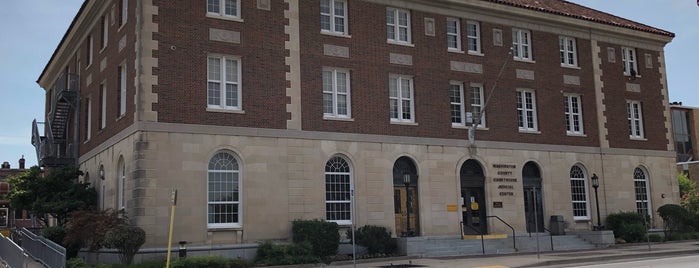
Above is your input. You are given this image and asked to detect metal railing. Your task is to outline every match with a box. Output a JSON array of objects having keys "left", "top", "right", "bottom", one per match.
[
  {"left": 0, "top": 233, "right": 28, "bottom": 268},
  {"left": 486, "top": 215, "right": 516, "bottom": 251},
  {"left": 19, "top": 227, "right": 65, "bottom": 268},
  {"left": 460, "top": 221, "right": 486, "bottom": 255}
]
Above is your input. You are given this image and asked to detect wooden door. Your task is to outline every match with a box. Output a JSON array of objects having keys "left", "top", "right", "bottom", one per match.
[{"left": 394, "top": 186, "right": 419, "bottom": 236}]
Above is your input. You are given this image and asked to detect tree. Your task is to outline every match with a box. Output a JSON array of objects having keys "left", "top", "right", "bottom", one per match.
[
  {"left": 104, "top": 224, "right": 146, "bottom": 265},
  {"left": 64, "top": 209, "right": 125, "bottom": 254},
  {"left": 7, "top": 166, "right": 97, "bottom": 227}
]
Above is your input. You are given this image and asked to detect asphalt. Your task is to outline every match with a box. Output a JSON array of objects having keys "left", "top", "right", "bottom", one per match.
[{"left": 325, "top": 240, "right": 699, "bottom": 268}]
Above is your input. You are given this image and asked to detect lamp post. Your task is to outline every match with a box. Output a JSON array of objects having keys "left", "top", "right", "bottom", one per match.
[
  {"left": 591, "top": 174, "right": 602, "bottom": 230},
  {"left": 403, "top": 173, "right": 412, "bottom": 236},
  {"left": 178, "top": 241, "right": 187, "bottom": 258}
]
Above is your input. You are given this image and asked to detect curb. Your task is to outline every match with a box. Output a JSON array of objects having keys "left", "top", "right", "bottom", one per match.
[{"left": 517, "top": 249, "right": 699, "bottom": 267}]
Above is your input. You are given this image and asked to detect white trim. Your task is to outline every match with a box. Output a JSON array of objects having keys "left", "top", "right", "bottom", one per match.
[
  {"left": 386, "top": 7, "right": 411, "bottom": 45},
  {"left": 119, "top": 0, "right": 128, "bottom": 29},
  {"left": 446, "top": 17, "right": 461, "bottom": 52},
  {"left": 516, "top": 89, "right": 538, "bottom": 131},
  {"left": 325, "top": 155, "right": 353, "bottom": 225},
  {"left": 323, "top": 67, "right": 352, "bottom": 119},
  {"left": 466, "top": 20, "right": 481, "bottom": 54},
  {"left": 206, "top": 0, "right": 241, "bottom": 20},
  {"left": 622, "top": 47, "right": 638, "bottom": 76},
  {"left": 633, "top": 167, "right": 652, "bottom": 217},
  {"left": 512, "top": 28, "right": 532, "bottom": 61},
  {"left": 117, "top": 157, "right": 125, "bottom": 210},
  {"left": 101, "top": 15, "right": 108, "bottom": 51},
  {"left": 559, "top": 36, "right": 578, "bottom": 68},
  {"left": 627, "top": 100, "right": 644, "bottom": 139},
  {"left": 389, "top": 74, "right": 415, "bottom": 123},
  {"left": 207, "top": 54, "right": 242, "bottom": 111},
  {"left": 320, "top": 0, "right": 348, "bottom": 36},
  {"left": 119, "top": 63, "right": 127, "bottom": 116},
  {"left": 100, "top": 82, "right": 107, "bottom": 130},
  {"left": 570, "top": 165, "right": 591, "bottom": 221},
  {"left": 207, "top": 151, "right": 243, "bottom": 229},
  {"left": 85, "top": 97, "right": 92, "bottom": 141},
  {"left": 564, "top": 94, "right": 584, "bottom": 135},
  {"left": 470, "top": 83, "right": 485, "bottom": 128},
  {"left": 449, "top": 81, "right": 466, "bottom": 126}
]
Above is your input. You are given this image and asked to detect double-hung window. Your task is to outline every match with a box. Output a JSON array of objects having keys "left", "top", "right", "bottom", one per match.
[
  {"left": 386, "top": 8, "right": 411, "bottom": 44},
  {"left": 570, "top": 165, "right": 590, "bottom": 220},
  {"left": 564, "top": 94, "right": 584, "bottom": 135},
  {"left": 559, "top": 36, "right": 578, "bottom": 67},
  {"left": 85, "top": 97, "right": 92, "bottom": 141},
  {"left": 449, "top": 82, "right": 465, "bottom": 125},
  {"left": 101, "top": 15, "right": 108, "bottom": 50},
  {"left": 207, "top": 0, "right": 240, "bottom": 19},
  {"left": 118, "top": 64, "right": 126, "bottom": 117},
  {"left": 323, "top": 68, "right": 351, "bottom": 118},
  {"left": 466, "top": 21, "right": 481, "bottom": 54},
  {"left": 470, "top": 83, "right": 485, "bottom": 127},
  {"left": 627, "top": 100, "right": 644, "bottom": 139},
  {"left": 622, "top": 47, "right": 638, "bottom": 76},
  {"left": 516, "top": 89, "right": 538, "bottom": 131},
  {"left": 100, "top": 83, "right": 106, "bottom": 130},
  {"left": 207, "top": 55, "right": 242, "bottom": 110},
  {"left": 389, "top": 75, "right": 414, "bottom": 123},
  {"left": 512, "top": 28, "right": 532, "bottom": 61},
  {"left": 320, "top": 0, "right": 347, "bottom": 35},
  {"left": 119, "top": 0, "right": 128, "bottom": 27},
  {"left": 446, "top": 18, "right": 461, "bottom": 51}
]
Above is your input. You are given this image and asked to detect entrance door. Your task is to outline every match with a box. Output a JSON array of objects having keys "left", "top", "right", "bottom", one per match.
[
  {"left": 462, "top": 187, "right": 486, "bottom": 235},
  {"left": 523, "top": 162, "right": 544, "bottom": 233},
  {"left": 393, "top": 156, "right": 420, "bottom": 236},
  {"left": 394, "top": 187, "right": 419, "bottom": 236},
  {"left": 460, "top": 159, "right": 487, "bottom": 235}
]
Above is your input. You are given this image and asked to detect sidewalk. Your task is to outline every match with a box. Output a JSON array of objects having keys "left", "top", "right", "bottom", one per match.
[{"left": 327, "top": 240, "right": 699, "bottom": 268}]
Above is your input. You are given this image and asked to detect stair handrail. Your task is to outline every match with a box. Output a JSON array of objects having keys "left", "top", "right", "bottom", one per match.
[
  {"left": 460, "top": 221, "right": 485, "bottom": 255},
  {"left": 541, "top": 226, "right": 554, "bottom": 251},
  {"left": 486, "top": 215, "right": 516, "bottom": 251}
]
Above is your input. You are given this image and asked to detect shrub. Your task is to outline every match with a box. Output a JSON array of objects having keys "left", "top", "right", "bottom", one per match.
[
  {"left": 350, "top": 225, "right": 397, "bottom": 255},
  {"left": 67, "top": 258, "right": 90, "bottom": 268},
  {"left": 255, "top": 241, "right": 321, "bottom": 266},
  {"left": 648, "top": 234, "right": 663, "bottom": 242},
  {"left": 658, "top": 204, "right": 693, "bottom": 233},
  {"left": 606, "top": 212, "right": 647, "bottom": 242},
  {"left": 171, "top": 255, "right": 250, "bottom": 268},
  {"left": 292, "top": 219, "right": 339, "bottom": 258},
  {"left": 103, "top": 224, "right": 146, "bottom": 265},
  {"left": 42, "top": 226, "right": 67, "bottom": 245}
]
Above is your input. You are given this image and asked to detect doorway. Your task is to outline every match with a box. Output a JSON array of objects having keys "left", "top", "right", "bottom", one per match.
[
  {"left": 523, "top": 162, "right": 544, "bottom": 233},
  {"left": 393, "top": 156, "right": 419, "bottom": 236},
  {"left": 460, "top": 159, "right": 487, "bottom": 235}
]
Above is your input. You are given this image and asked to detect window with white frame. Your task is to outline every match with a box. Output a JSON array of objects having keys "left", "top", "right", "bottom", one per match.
[
  {"left": 516, "top": 90, "right": 538, "bottom": 131},
  {"left": 622, "top": 47, "right": 638, "bottom": 76},
  {"left": 207, "top": 151, "right": 241, "bottom": 228},
  {"left": 570, "top": 165, "right": 590, "bottom": 220},
  {"left": 466, "top": 21, "right": 481, "bottom": 53},
  {"left": 512, "top": 28, "right": 532, "bottom": 61},
  {"left": 325, "top": 156, "right": 352, "bottom": 224},
  {"left": 320, "top": 0, "right": 347, "bottom": 35},
  {"left": 87, "top": 35, "right": 93, "bottom": 67},
  {"left": 627, "top": 100, "right": 644, "bottom": 139},
  {"left": 449, "top": 82, "right": 465, "bottom": 125},
  {"left": 85, "top": 97, "right": 92, "bottom": 141},
  {"left": 100, "top": 83, "right": 106, "bottom": 130},
  {"left": 117, "top": 157, "right": 125, "bottom": 210},
  {"left": 323, "top": 68, "right": 351, "bottom": 118},
  {"left": 564, "top": 94, "right": 584, "bottom": 135},
  {"left": 559, "top": 36, "right": 578, "bottom": 67},
  {"left": 386, "top": 7, "right": 411, "bottom": 44},
  {"left": 446, "top": 18, "right": 461, "bottom": 51},
  {"left": 101, "top": 15, "right": 108, "bottom": 50},
  {"left": 118, "top": 64, "right": 126, "bottom": 117},
  {"left": 207, "top": 55, "right": 241, "bottom": 110},
  {"left": 119, "top": 0, "right": 128, "bottom": 27},
  {"left": 207, "top": 0, "right": 240, "bottom": 18},
  {"left": 634, "top": 167, "right": 651, "bottom": 216},
  {"left": 389, "top": 74, "right": 414, "bottom": 122},
  {"left": 470, "top": 83, "right": 485, "bottom": 127}
]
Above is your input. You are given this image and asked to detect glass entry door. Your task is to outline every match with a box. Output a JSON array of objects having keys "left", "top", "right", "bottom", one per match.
[
  {"left": 462, "top": 187, "right": 486, "bottom": 235},
  {"left": 524, "top": 186, "right": 544, "bottom": 232}
]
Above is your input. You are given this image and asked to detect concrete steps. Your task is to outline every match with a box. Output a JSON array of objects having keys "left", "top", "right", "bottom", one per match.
[{"left": 400, "top": 234, "right": 598, "bottom": 258}]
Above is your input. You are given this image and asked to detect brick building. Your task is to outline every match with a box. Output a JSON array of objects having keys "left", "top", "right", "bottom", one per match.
[
  {"left": 0, "top": 157, "right": 34, "bottom": 232},
  {"left": 34, "top": 0, "right": 677, "bottom": 254},
  {"left": 670, "top": 102, "right": 699, "bottom": 182}
]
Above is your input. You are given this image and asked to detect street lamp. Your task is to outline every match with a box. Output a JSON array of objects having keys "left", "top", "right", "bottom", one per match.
[
  {"left": 591, "top": 174, "right": 602, "bottom": 230},
  {"left": 403, "top": 173, "right": 412, "bottom": 236},
  {"left": 178, "top": 241, "right": 187, "bottom": 258}
]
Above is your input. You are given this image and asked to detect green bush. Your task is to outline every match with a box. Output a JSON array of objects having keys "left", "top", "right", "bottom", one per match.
[
  {"left": 255, "top": 241, "right": 321, "bottom": 266},
  {"left": 647, "top": 234, "right": 663, "bottom": 242},
  {"left": 103, "top": 225, "right": 146, "bottom": 265},
  {"left": 658, "top": 204, "right": 693, "bottom": 232},
  {"left": 67, "top": 258, "right": 90, "bottom": 268},
  {"left": 606, "top": 212, "right": 647, "bottom": 242},
  {"left": 350, "top": 225, "right": 397, "bottom": 255},
  {"left": 170, "top": 255, "right": 250, "bottom": 268},
  {"left": 292, "top": 219, "right": 339, "bottom": 258},
  {"left": 42, "top": 226, "right": 67, "bottom": 245}
]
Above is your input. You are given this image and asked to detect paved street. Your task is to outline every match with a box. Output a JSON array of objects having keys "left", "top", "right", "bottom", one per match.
[{"left": 574, "top": 255, "right": 699, "bottom": 268}]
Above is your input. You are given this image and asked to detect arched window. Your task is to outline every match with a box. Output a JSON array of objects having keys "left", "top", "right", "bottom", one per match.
[
  {"left": 325, "top": 156, "right": 352, "bottom": 224},
  {"left": 634, "top": 167, "right": 651, "bottom": 216},
  {"left": 570, "top": 165, "right": 590, "bottom": 220},
  {"left": 117, "top": 157, "right": 126, "bottom": 210},
  {"left": 207, "top": 151, "right": 241, "bottom": 228}
]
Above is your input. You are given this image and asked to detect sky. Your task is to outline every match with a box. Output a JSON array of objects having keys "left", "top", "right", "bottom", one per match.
[{"left": 0, "top": 0, "right": 697, "bottom": 168}]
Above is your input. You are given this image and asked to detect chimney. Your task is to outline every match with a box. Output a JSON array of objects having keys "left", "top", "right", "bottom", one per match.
[{"left": 19, "top": 155, "right": 25, "bottom": 169}]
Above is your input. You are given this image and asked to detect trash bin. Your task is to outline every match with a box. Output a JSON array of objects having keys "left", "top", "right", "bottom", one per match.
[{"left": 549, "top": 215, "right": 566, "bottom": 235}]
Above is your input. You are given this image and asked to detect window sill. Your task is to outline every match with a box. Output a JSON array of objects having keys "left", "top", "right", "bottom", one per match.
[
  {"left": 207, "top": 226, "right": 243, "bottom": 231},
  {"left": 561, "top": 64, "right": 581, "bottom": 70},
  {"left": 86, "top": 63, "right": 93, "bottom": 70},
  {"left": 99, "top": 46, "right": 107, "bottom": 54},
  {"left": 448, "top": 49, "right": 464, "bottom": 54},
  {"left": 390, "top": 121, "right": 418, "bottom": 126},
  {"left": 451, "top": 124, "right": 487, "bottom": 130},
  {"left": 387, "top": 40, "right": 414, "bottom": 47},
  {"left": 116, "top": 114, "right": 126, "bottom": 122},
  {"left": 573, "top": 218, "right": 590, "bottom": 222},
  {"left": 207, "top": 107, "right": 245, "bottom": 114},
  {"left": 630, "top": 137, "right": 647, "bottom": 141},
  {"left": 566, "top": 133, "right": 586, "bottom": 137},
  {"left": 468, "top": 51, "right": 484, "bottom": 57},
  {"left": 513, "top": 58, "right": 536, "bottom": 64},
  {"left": 323, "top": 116, "right": 354, "bottom": 121},
  {"left": 320, "top": 31, "right": 351, "bottom": 38},
  {"left": 624, "top": 74, "right": 642, "bottom": 78},
  {"left": 118, "top": 23, "right": 127, "bottom": 32},
  {"left": 206, "top": 13, "right": 244, "bottom": 22},
  {"left": 518, "top": 129, "right": 541, "bottom": 134},
  {"left": 84, "top": 139, "right": 91, "bottom": 144}
]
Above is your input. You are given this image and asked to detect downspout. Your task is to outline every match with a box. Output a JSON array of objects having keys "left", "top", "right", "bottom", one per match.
[{"left": 134, "top": 0, "right": 144, "bottom": 122}]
